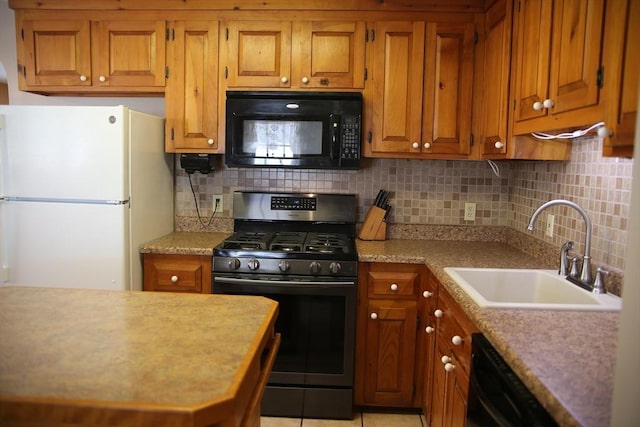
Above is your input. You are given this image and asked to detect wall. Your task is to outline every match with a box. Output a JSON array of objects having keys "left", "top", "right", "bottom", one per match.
[{"left": 175, "top": 135, "right": 633, "bottom": 274}]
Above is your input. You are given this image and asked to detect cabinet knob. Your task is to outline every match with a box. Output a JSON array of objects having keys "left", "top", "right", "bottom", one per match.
[
  {"left": 423, "top": 290, "right": 432, "bottom": 298},
  {"left": 425, "top": 326, "right": 435, "bottom": 334},
  {"left": 533, "top": 101, "right": 543, "bottom": 111},
  {"left": 390, "top": 283, "right": 398, "bottom": 291},
  {"left": 79, "top": 75, "right": 88, "bottom": 82},
  {"left": 281, "top": 76, "right": 289, "bottom": 83},
  {"left": 444, "top": 362, "right": 456, "bottom": 372},
  {"left": 412, "top": 142, "right": 419, "bottom": 149},
  {"left": 543, "top": 98, "right": 554, "bottom": 109},
  {"left": 302, "top": 77, "right": 309, "bottom": 84},
  {"left": 98, "top": 75, "right": 106, "bottom": 82},
  {"left": 207, "top": 138, "right": 214, "bottom": 145},
  {"left": 451, "top": 335, "right": 463, "bottom": 346},
  {"left": 441, "top": 355, "right": 451, "bottom": 364},
  {"left": 434, "top": 309, "right": 443, "bottom": 318},
  {"left": 424, "top": 142, "right": 431, "bottom": 149},
  {"left": 597, "top": 126, "right": 612, "bottom": 138},
  {"left": 370, "top": 312, "right": 378, "bottom": 320},
  {"left": 171, "top": 275, "right": 179, "bottom": 283},
  {"left": 494, "top": 141, "right": 504, "bottom": 149}
]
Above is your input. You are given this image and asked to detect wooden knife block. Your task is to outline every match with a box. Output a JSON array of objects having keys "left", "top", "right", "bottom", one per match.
[{"left": 358, "top": 206, "right": 387, "bottom": 240}]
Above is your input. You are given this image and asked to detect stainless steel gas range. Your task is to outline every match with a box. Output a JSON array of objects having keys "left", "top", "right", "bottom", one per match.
[{"left": 212, "top": 191, "right": 358, "bottom": 419}]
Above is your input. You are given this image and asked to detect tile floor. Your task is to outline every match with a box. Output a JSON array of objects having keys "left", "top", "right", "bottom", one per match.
[{"left": 261, "top": 411, "right": 426, "bottom": 427}]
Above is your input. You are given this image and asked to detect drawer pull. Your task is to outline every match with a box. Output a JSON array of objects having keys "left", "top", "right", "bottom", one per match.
[
  {"left": 171, "top": 275, "right": 179, "bottom": 283},
  {"left": 441, "top": 355, "right": 451, "bottom": 364},
  {"left": 444, "top": 362, "right": 456, "bottom": 372},
  {"left": 390, "top": 283, "right": 398, "bottom": 291},
  {"left": 370, "top": 312, "right": 378, "bottom": 320},
  {"left": 434, "top": 309, "right": 443, "bottom": 318},
  {"left": 451, "top": 335, "right": 463, "bottom": 346},
  {"left": 425, "top": 326, "right": 435, "bottom": 334},
  {"left": 423, "top": 290, "right": 432, "bottom": 298}
]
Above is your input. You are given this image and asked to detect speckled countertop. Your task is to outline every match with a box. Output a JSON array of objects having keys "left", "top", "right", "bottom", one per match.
[
  {"left": 357, "top": 239, "right": 619, "bottom": 427},
  {"left": 0, "top": 287, "right": 278, "bottom": 427},
  {"left": 140, "top": 232, "right": 619, "bottom": 427},
  {"left": 140, "top": 231, "right": 231, "bottom": 255}
]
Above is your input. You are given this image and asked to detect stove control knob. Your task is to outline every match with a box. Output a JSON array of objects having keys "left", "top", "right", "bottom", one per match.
[
  {"left": 329, "top": 262, "right": 341, "bottom": 274},
  {"left": 247, "top": 258, "right": 260, "bottom": 271},
  {"left": 278, "top": 260, "right": 291, "bottom": 272},
  {"left": 228, "top": 258, "right": 241, "bottom": 270},
  {"left": 309, "top": 261, "right": 322, "bottom": 274}
]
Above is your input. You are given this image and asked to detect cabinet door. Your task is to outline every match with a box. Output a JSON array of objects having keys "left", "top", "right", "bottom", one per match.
[
  {"left": 443, "top": 353, "right": 469, "bottom": 427},
  {"left": 430, "top": 337, "right": 449, "bottom": 427},
  {"left": 478, "top": 0, "right": 511, "bottom": 157},
  {"left": 364, "top": 302, "right": 418, "bottom": 406},
  {"left": 511, "top": 0, "right": 553, "bottom": 123},
  {"left": 223, "top": 21, "right": 292, "bottom": 88},
  {"left": 548, "top": 0, "right": 604, "bottom": 115},
  {"left": 602, "top": 0, "right": 639, "bottom": 158},
  {"left": 165, "top": 21, "right": 219, "bottom": 153},
  {"left": 20, "top": 19, "right": 92, "bottom": 87},
  {"left": 292, "top": 21, "right": 366, "bottom": 89},
  {"left": 93, "top": 20, "right": 166, "bottom": 88},
  {"left": 367, "top": 21, "right": 425, "bottom": 154},
  {"left": 422, "top": 22, "right": 474, "bottom": 157}
]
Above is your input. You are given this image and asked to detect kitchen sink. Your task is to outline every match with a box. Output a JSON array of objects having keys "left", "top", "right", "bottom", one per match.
[{"left": 444, "top": 268, "right": 622, "bottom": 311}]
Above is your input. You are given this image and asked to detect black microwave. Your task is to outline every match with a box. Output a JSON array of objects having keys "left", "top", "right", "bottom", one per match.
[{"left": 225, "top": 91, "right": 362, "bottom": 169}]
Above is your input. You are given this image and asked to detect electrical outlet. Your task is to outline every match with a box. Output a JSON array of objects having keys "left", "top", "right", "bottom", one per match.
[
  {"left": 213, "top": 195, "right": 223, "bottom": 213},
  {"left": 464, "top": 203, "right": 476, "bottom": 221},
  {"left": 546, "top": 214, "right": 555, "bottom": 237}
]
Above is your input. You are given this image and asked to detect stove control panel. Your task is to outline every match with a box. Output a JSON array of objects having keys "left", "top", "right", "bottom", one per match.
[
  {"left": 271, "top": 196, "right": 317, "bottom": 211},
  {"left": 213, "top": 257, "right": 357, "bottom": 277}
]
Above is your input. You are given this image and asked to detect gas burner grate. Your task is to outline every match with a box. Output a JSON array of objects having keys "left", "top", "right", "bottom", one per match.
[
  {"left": 269, "top": 232, "right": 306, "bottom": 252},
  {"left": 221, "top": 232, "right": 274, "bottom": 250},
  {"left": 304, "top": 233, "right": 349, "bottom": 254}
]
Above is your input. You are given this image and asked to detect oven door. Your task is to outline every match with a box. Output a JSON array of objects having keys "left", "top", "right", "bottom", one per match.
[{"left": 212, "top": 275, "right": 356, "bottom": 387}]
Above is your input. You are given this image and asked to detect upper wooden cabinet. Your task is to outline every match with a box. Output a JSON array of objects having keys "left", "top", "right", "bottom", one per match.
[
  {"left": 601, "top": 0, "right": 639, "bottom": 158},
  {"left": 221, "top": 20, "right": 366, "bottom": 89},
  {"left": 16, "top": 14, "right": 166, "bottom": 95},
  {"left": 165, "top": 21, "right": 220, "bottom": 153},
  {"left": 510, "top": 0, "right": 606, "bottom": 135},
  {"left": 364, "top": 19, "right": 474, "bottom": 159}
]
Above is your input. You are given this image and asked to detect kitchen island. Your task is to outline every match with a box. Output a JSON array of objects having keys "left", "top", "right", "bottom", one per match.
[{"left": 0, "top": 286, "right": 279, "bottom": 427}]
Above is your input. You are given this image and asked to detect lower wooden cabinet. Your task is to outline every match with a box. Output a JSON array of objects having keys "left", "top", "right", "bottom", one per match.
[
  {"left": 355, "top": 262, "right": 476, "bottom": 426},
  {"left": 427, "top": 278, "right": 477, "bottom": 427},
  {"left": 355, "top": 262, "right": 433, "bottom": 408},
  {"left": 143, "top": 253, "right": 212, "bottom": 293}
]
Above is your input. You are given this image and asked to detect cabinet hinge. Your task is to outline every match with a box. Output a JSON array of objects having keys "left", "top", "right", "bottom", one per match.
[
  {"left": 596, "top": 66, "right": 604, "bottom": 88},
  {"left": 224, "top": 66, "right": 229, "bottom": 79},
  {"left": 165, "top": 66, "right": 169, "bottom": 79},
  {"left": 470, "top": 133, "right": 474, "bottom": 147},
  {"left": 364, "top": 67, "right": 368, "bottom": 81},
  {"left": 366, "top": 29, "right": 375, "bottom": 42},
  {"left": 513, "top": 99, "right": 516, "bottom": 110},
  {"left": 367, "top": 131, "right": 373, "bottom": 144},
  {"left": 17, "top": 64, "right": 25, "bottom": 77},
  {"left": 225, "top": 27, "right": 229, "bottom": 41},
  {"left": 474, "top": 31, "right": 479, "bottom": 45},
  {"left": 171, "top": 128, "right": 175, "bottom": 141},
  {"left": 21, "top": 28, "right": 24, "bottom": 40},
  {"left": 166, "top": 28, "right": 169, "bottom": 40}
]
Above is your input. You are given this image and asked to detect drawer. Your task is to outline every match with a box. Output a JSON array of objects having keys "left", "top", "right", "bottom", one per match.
[
  {"left": 144, "top": 254, "right": 212, "bottom": 293},
  {"left": 367, "top": 270, "right": 419, "bottom": 298}
]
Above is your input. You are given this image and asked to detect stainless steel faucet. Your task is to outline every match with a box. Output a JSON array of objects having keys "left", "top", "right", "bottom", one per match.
[{"left": 527, "top": 199, "right": 593, "bottom": 285}]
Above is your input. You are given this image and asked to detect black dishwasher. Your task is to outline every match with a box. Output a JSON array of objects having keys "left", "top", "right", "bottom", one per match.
[{"left": 466, "top": 333, "right": 559, "bottom": 427}]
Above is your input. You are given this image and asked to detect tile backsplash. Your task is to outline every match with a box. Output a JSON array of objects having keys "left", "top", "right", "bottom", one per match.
[{"left": 175, "top": 136, "right": 633, "bottom": 273}]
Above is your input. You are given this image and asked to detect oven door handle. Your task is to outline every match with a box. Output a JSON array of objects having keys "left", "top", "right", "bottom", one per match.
[{"left": 214, "top": 276, "right": 355, "bottom": 287}]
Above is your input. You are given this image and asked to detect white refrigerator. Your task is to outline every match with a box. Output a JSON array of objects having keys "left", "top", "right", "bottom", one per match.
[{"left": 0, "top": 105, "right": 174, "bottom": 291}]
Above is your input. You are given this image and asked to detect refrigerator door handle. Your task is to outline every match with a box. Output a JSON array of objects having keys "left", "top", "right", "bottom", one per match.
[{"left": 5, "top": 197, "right": 129, "bottom": 205}]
